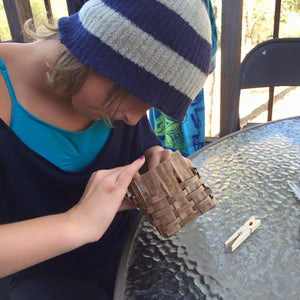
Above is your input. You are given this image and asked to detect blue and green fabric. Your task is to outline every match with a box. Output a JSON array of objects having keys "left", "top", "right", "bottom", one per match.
[{"left": 149, "top": 0, "right": 218, "bottom": 157}]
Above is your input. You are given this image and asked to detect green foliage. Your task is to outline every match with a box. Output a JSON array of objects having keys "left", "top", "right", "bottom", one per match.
[
  {"left": 0, "top": 0, "right": 68, "bottom": 41},
  {"left": 30, "top": 0, "right": 48, "bottom": 30},
  {"left": 0, "top": 1, "right": 11, "bottom": 41},
  {"left": 243, "top": 0, "right": 300, "bottom": 46},
  {"left": 0, "top": 0, "right": 299, "bottom": 43},
  {"left": 29, "top": 0, "right": 68, "bottom": 30}
]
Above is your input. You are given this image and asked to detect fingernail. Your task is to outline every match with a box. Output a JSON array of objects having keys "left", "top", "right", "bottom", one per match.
[{"left": 139, "top": 155, "right": 145, "bottom": 160}]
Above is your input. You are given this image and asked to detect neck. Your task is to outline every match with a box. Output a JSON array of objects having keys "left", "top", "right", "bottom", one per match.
[{"left": 25, "top": 40, "right": 66, "bottom": 95}]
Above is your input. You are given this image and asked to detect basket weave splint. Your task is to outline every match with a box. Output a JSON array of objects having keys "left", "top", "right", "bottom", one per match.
[{"left": 128, "top": 151, "right": 216, "bottom": 238}]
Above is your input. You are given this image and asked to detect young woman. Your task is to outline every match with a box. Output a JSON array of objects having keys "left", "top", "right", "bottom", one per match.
[{"left": 0, "top": 0, "right": 212, "bottom": 298}]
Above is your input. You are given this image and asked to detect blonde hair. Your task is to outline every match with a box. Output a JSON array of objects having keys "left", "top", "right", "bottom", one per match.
[{"left": 24, "top": 19, "right": 128, "bottom": 126}]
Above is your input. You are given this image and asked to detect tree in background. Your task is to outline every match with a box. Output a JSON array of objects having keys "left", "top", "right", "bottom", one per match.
[{"left": 242, "top": 0, "right": 300, "bottom": 55}]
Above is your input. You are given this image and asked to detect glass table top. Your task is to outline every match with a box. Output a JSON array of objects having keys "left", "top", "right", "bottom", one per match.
[{"left": 117, "top": 117, "right": 300, "bottom": 300}]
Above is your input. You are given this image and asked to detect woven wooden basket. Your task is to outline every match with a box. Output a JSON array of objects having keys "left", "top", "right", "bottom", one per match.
[{"left": 127, "top": 151, "right": 216, "bottom": 238}]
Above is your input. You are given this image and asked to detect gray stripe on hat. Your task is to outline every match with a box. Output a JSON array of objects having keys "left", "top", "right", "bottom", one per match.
[
  {"left": 79, "top": 0, "right": 206, "bottom": 100},
  {"left": 157, "top": 0, "right": 212, "bottom": 44}
]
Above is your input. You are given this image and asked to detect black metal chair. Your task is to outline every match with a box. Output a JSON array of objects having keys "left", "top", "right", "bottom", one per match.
[{"left": 230, "top": 38, "right": 300, "bottom": 133}]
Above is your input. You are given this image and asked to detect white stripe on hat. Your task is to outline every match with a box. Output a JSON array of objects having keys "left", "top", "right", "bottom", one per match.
[
  {"left": 157, "top": 0, "right": 212, "bottom": 44},
  {"left": 79, "top": 0, "right": 207, "bottom": 100}
]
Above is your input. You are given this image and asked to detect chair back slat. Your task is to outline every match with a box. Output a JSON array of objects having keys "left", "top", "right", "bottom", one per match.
[{"left": 231, "top": 38, "right": 300, "bottom": 133}]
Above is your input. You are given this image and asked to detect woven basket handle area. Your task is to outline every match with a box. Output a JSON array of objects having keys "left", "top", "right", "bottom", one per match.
[{"left": 128, "top": 151, "right": 216, "bottom": 238}]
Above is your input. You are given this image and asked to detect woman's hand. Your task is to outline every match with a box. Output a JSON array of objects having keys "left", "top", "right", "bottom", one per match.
[
  {"left": 143, "top": 146, "right": 193, "bottom": 171},
  {"left": 67, "top": 156, "right": 145, "bottom": 243},
  {"left": 0, "top": 157, "right": 145, "bottom": 278},
  {"left": 143, "top": 146, "right": 173, "bottom": 171},
  {"left": 117, "top": 147, "right": 173, "bottom": 212}
]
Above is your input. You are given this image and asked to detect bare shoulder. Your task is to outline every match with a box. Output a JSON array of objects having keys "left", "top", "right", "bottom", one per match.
[
  {"left": 0, "top": 42, "right": 38, "bottom": 126},
  {"left": 0, "top": 46, "right": 13, "bottom": 125}
]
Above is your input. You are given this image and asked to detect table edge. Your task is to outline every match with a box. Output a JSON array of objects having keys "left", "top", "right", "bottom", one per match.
[{"left": 113, "top": 212, "right": 144, "bottom": 300}]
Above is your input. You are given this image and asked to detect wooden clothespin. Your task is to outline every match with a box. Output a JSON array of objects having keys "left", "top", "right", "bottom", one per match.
[{"left": 224, "top": 216, "right": 261, "bottom": 252}]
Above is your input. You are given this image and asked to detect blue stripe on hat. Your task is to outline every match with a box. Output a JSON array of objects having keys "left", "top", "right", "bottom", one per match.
[
  {"left": 58, "top": 14, "right": 191, "bottom": 121},
  {"left": 102, "top": 0, "right": 212, "bottom": 74}
]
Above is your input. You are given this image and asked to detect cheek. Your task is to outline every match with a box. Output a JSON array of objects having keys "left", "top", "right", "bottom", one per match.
[
  {"left": 77, "top": 85, "right": 99, "bottom": 104},
  {"left": 70, "top": 94, "right": 96, "bottom": 118},
  {"left": 72, "top": 87, "right": 104, "bottom": 110},
  {"left": 71, "top": 94, "right": 81, "bottom": 110}
]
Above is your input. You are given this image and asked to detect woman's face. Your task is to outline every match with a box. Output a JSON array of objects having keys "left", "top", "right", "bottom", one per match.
[{"left": 71, "top": 70, "right": 151, "bottom": 125}]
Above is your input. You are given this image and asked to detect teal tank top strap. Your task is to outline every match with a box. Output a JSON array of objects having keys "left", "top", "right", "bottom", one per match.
[
  {"left": 0, "top": 57, "right": 112, "bottom": 172},
  {"left": 0, "top": 57, "right": 18, "bottom": 106}
]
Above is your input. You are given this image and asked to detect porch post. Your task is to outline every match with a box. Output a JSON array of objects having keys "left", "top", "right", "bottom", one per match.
[{"left": 220, "top": 0, "right": 243, "bottom": 136}]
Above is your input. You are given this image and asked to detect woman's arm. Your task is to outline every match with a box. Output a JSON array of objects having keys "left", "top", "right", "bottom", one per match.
[
  {"left": 0, "top": 213, "right": 82, "bottom": 278},
  {"left": 0, "top": 156, "right": 145, "bottom": 278}
]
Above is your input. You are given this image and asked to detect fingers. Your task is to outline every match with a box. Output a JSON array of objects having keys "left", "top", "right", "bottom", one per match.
[
  {"left": 184, "top": 157, "right": 195, "bottom": 168},
  {"left": 116, "top": 156, "right": 145, "bottom": 188},
  {"left": 147, "top": 149, "right": 173, "bottom": 171},
  {"left": 118, "top": 198, "right": 137, "bottom": 211}
]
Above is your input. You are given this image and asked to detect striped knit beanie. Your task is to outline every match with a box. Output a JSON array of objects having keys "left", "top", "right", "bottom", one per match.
[{"left": 58, "top": 0, "right": 212, "bottom": 122}]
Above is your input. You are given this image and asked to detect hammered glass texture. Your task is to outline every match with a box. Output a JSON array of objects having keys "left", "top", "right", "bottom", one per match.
[{"left": 124, "top": 118, "right": 300, "bottom": 300}]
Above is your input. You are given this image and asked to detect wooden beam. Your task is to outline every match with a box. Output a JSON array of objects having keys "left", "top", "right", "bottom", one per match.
[
  {"left": 273, "top": 0, "right": 281, "bottom": 38},
  {"left": 220, "top": 0, "right": 243, "bottom": 136},
  {"left": 44, "top": 0, "right": 54, "bottom": 24},
  {"left": 15, "top": 0, "right": 34, "bottom": 42},
  {"left": 3, "top": 0, "right": 23, "bottom": 42},
  {"left": 268, "top": 0, "right": 282, "bottom": 121},
  {"left": 3, "top": 0, "right": 33, "bottom": 42}
]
